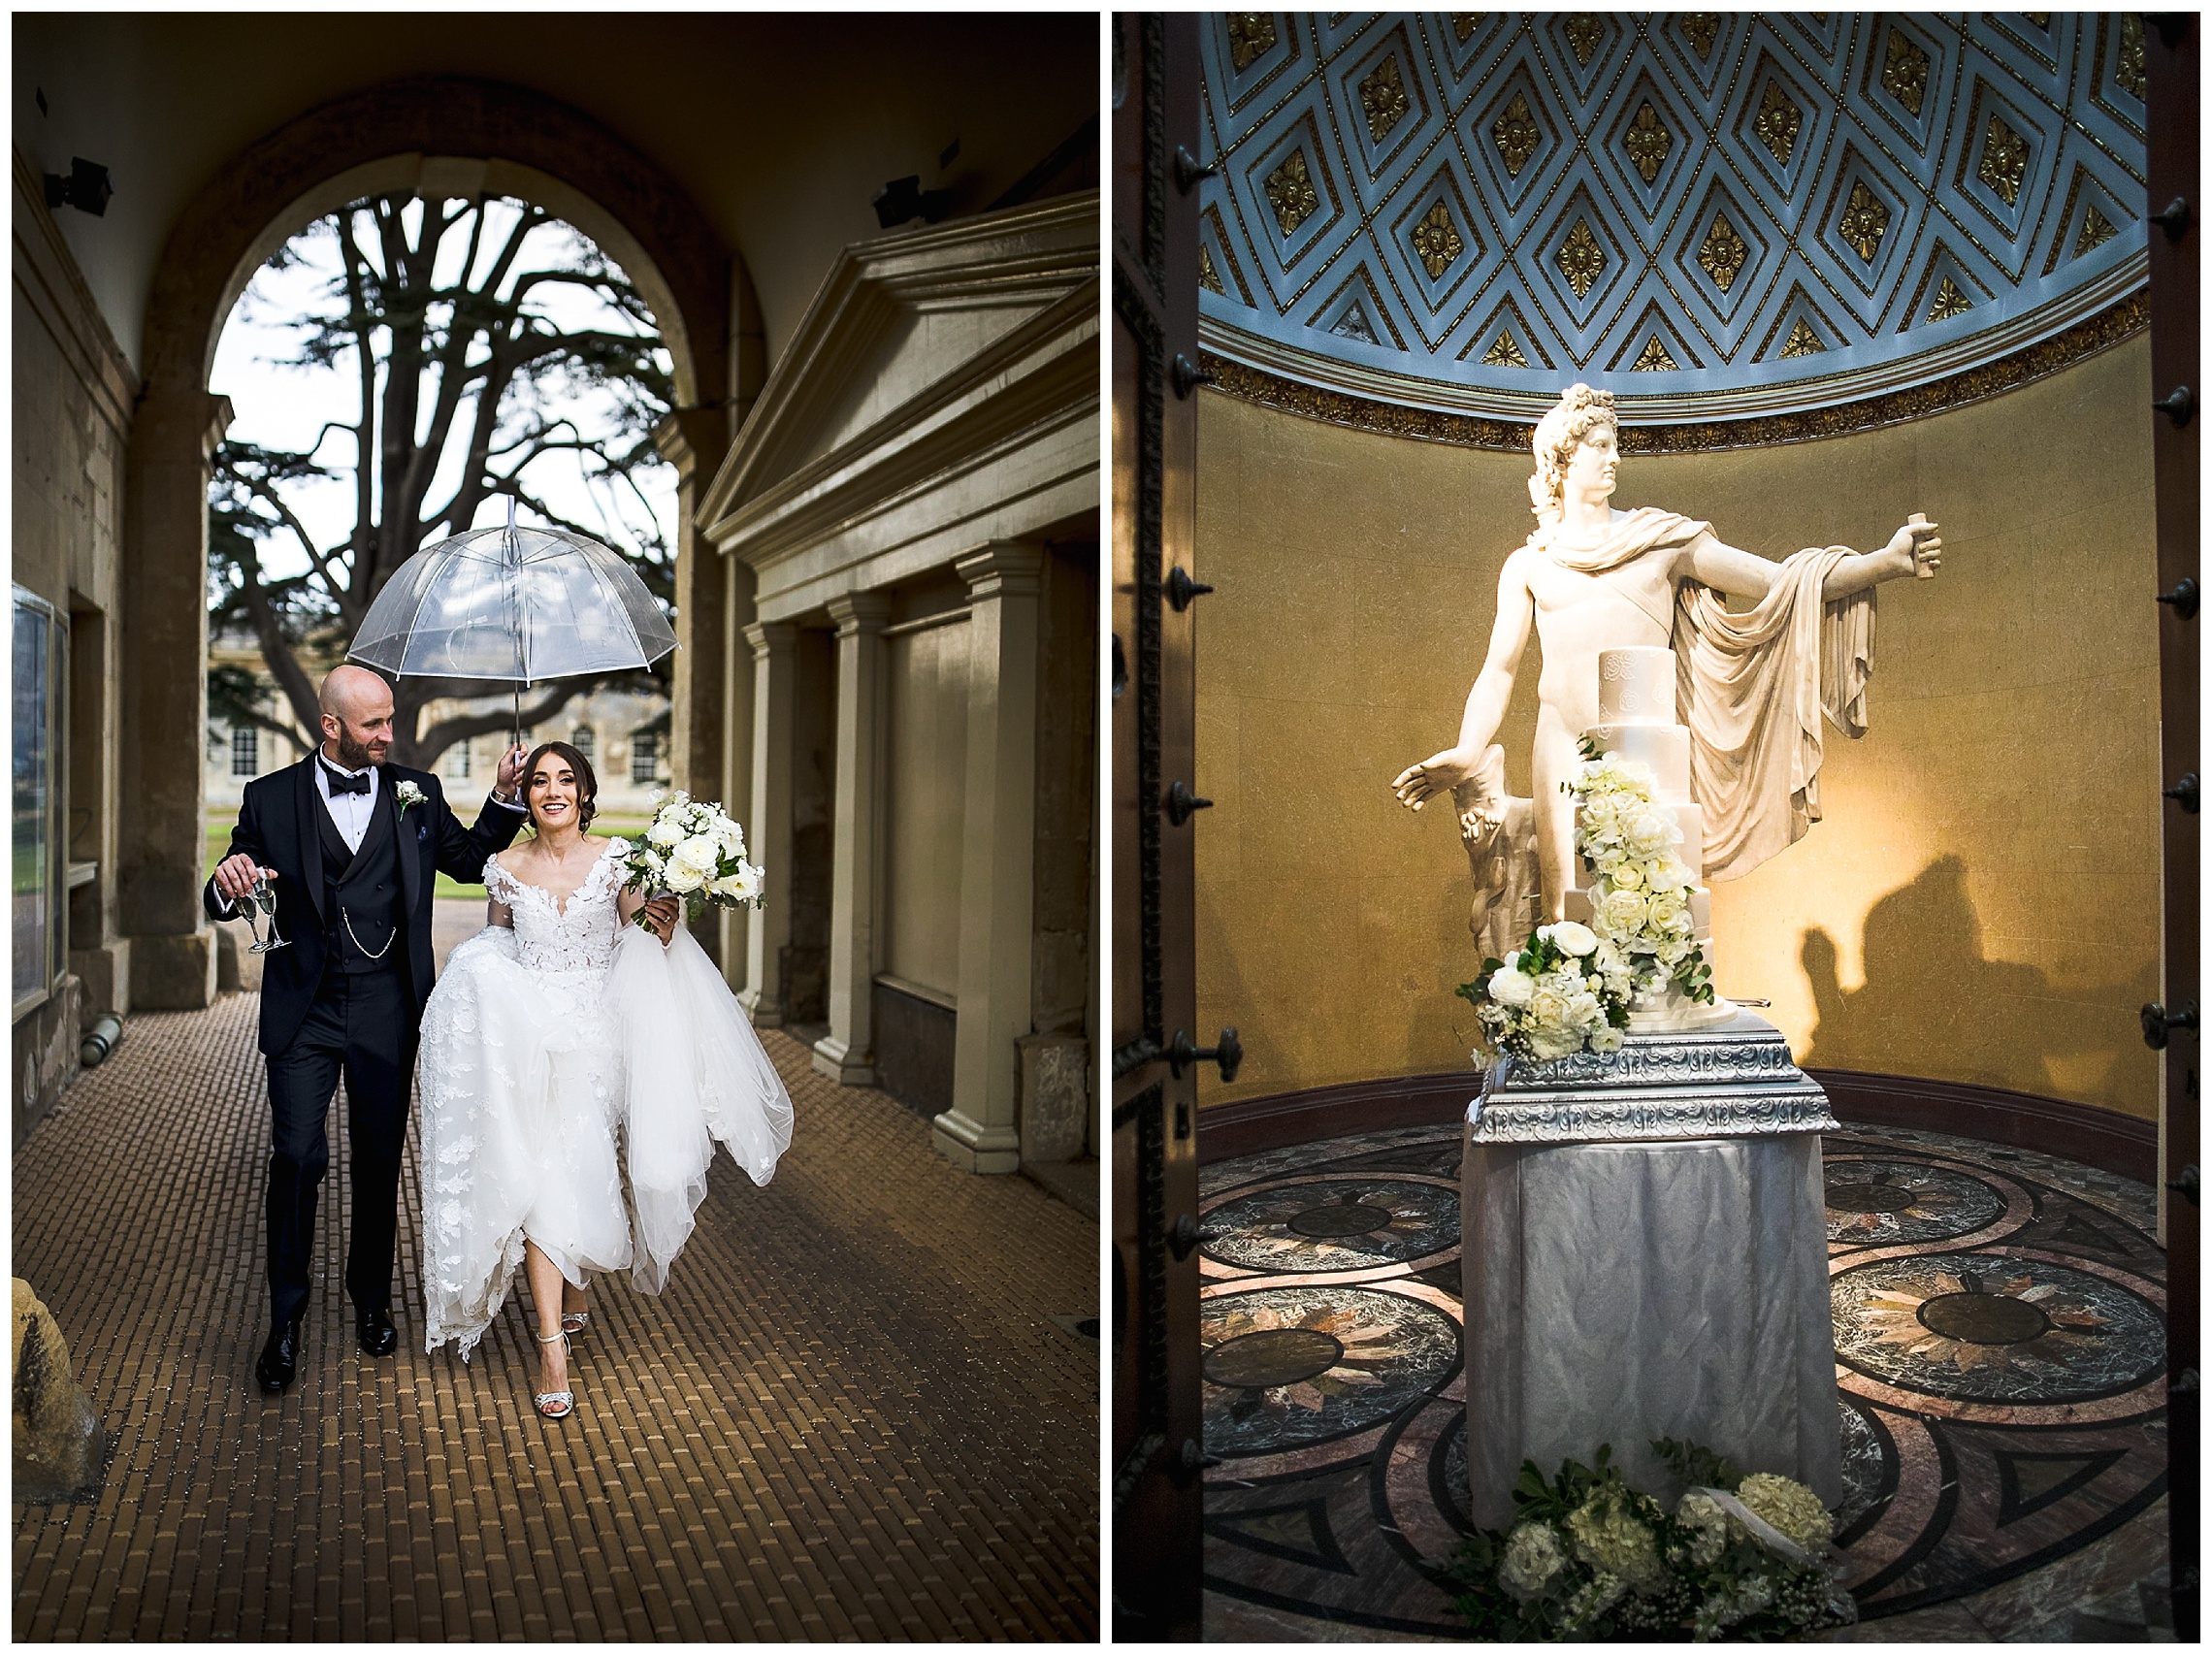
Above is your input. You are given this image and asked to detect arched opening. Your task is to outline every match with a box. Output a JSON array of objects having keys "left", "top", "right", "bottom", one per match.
[{"left": 120, "top": 78, "right": 740, "bottom": 1009}]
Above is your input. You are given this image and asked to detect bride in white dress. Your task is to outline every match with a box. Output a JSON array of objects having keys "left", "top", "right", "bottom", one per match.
[{"left": 417, "top": 741, "right": 794, "bottom": 1417}]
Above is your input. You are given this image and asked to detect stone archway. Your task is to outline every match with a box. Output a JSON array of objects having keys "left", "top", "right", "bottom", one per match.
[{"left": 122, "top": 78, "right": 739, "bottom": 1007}]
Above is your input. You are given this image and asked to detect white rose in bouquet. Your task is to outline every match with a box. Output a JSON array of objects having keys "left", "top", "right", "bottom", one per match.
[
  {"left": 1527, "top": 985, "right": 1570, "bottom": 1029},
  {"left": 1549, "top": 920, "right": 1598, "bottom": 957},
  {"left": 647, "top": 816, "right": 684, "bottom": 848},
  {"left": 1623, "top": 809, "right": 1675, "bottom": 858},
  {"left": 672, "top": 835, "right": 719, "bottom": 874},
  {"left": 1489, "top": 966, "right": 1536, "bottom": 1007},
  {"left": 1597, "top": 887, "right": 1648, "bottom": 932},
  {"left": 711, "top": 864, "right": 762, "bottom": 902},
  {"left": 664, "top": 859, "right": 707, "bottom": 894}
]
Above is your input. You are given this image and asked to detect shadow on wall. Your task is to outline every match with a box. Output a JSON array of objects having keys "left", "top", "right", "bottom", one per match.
[{"left": 1799, "top": 854, "right": 2157, "bottom": 1112}]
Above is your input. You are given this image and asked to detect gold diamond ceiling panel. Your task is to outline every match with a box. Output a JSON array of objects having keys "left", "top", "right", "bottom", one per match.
[{"left": 1198, "top": 13, "right": 2147, "bottom": 428}]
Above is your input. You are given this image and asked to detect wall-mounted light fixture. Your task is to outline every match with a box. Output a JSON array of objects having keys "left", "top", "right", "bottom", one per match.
[
  {"left": 45, "top": 156, "right": 113, "bottom": 217},
  {"left": 872, "top": 175, "right": 951, "bottom": 231}
]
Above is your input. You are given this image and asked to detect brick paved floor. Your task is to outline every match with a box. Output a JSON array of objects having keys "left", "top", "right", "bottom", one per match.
[{"left": 13, "top": 992, "right": 1098, "bottom": 1639}]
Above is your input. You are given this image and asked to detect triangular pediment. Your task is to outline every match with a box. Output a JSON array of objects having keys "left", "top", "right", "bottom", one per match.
[{"left": 700, "top": 192, "right": 1096, "bottom": 543}]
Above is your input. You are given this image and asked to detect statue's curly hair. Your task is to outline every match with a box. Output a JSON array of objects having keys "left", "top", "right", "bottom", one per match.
[{"left": 1527, "top": 383, "right": 1619, "bottom": 530}]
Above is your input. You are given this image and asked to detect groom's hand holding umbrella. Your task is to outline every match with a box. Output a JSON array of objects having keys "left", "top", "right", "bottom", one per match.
[{"left": 493, "top": 743, "right": 529, "bottom": 807}]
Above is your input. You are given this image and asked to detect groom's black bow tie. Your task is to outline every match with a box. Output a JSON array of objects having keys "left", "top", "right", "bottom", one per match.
[{"left": 320, "top": 760, "right": 372, "bottom": 797}]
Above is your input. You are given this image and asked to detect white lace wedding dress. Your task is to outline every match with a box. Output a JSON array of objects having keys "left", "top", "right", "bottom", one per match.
[{"left": 418, "top": 841, "right": 795, "bottom": 1357}]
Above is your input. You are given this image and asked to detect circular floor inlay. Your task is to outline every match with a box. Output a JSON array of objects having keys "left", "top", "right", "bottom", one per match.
[
  {"left": 1205, "top": 1327, "right": 1345, "bottom": 1389},
  {"left": 1834, "top": 1252, "right": 2162, "bottom": 1405},
  {"left": 1287, "top": 1203, "right": 1394, "bottom": 1238},
  {"left": 1827, "top": 1181, "right": 1921, "bottom": 1214},
  {"left": 1917, "top": 1291, "right": 2051, "bottom": 1346},
  {"left": 1201, "top": 1178, "right": 1459, "bottom": 1273},
  {"left": 1823, "top": 1158, "right": 2008, "bottom": 1245},
  {"left": 1199, "top": 1285, "right": 1462, "bottom": 1458}
]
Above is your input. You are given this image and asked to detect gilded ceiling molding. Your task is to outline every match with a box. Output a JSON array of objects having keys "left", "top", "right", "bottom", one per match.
[{"left": 1199, "top": 292, "right": 2146, "bottom": 456}]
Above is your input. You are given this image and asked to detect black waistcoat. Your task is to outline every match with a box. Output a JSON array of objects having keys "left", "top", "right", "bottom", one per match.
[{"left": 315, "top": 786, "right": 405, "bottom": 974}]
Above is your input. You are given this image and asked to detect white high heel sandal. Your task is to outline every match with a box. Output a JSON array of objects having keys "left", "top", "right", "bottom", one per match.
[{"left": 534, "top": 1328, "right": 574, "bottom": 1420}]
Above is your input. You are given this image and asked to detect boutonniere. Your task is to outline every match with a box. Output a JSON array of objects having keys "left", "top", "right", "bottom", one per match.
[{"left": 394, "top": 780, "right": 426, "bottom": 816}]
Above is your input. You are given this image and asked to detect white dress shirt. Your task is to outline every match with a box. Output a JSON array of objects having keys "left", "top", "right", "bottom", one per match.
[{"left": 315, "top": 754, "right": 379, "bottom": 854}]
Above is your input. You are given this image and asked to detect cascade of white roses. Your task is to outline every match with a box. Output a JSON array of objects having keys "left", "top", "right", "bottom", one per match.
[
  {"left": 1461, "top": 751, "right": 1709, "bottom": 1066},
  {"left": 1572, "top": 752, "right": 1713, "bottom": 1009}
]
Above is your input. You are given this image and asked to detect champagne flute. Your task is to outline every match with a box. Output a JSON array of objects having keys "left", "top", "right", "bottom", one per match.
[
  {"left": 249, "top": 868, "right": 290, "bottom": 954},
  {"left": 236, "top": 868, "right": 268, "bottom": 953}
]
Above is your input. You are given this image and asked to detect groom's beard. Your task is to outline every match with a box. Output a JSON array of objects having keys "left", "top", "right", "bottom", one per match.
[{"left": 331, "top": 728, "right": 383, "bottom": 770}]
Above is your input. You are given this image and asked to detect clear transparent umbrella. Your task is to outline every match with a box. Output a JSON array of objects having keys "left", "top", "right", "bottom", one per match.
[{"left": 346, "top": 521, "right": 675, "bottom": 688}]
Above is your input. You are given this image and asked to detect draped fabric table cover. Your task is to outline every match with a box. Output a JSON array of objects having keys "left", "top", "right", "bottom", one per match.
[{"left": 1459, "top": 1130, "right": 1841, "bottom": 1530}]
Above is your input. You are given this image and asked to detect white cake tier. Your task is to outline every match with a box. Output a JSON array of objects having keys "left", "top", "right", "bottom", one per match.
[
  {"left": 1587, "top": 723, "right": 1692, "bottom": 802},
  {"left": 1577, "top": 795, "right": 1704, "bottom": 873},
  {"left": 1597, "top": 645, "right": 1678, "bottom": 726}
]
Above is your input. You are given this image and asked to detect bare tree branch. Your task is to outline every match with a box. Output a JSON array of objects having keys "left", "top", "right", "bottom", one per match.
[{"left": 412, "top": 680, "right": 594, "bottom": 764}]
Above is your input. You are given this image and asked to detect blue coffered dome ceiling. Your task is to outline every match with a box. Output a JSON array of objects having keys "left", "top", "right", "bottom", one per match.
[{"left": 1196, "top": 13, "right": 2150, "bottom": 447}]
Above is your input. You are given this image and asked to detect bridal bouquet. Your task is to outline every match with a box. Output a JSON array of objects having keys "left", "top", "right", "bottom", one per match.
[
  {"left": 1446, "top": 1440, "right": 1855, "bottom": 1642},
  {"left": 614, "top": 791, "right": 764, "bottom": 929}
]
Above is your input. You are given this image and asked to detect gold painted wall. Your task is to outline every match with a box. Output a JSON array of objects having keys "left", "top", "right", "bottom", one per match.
[{"left": 1193, "top": 336, "right": 2162, "bottom": 1119}]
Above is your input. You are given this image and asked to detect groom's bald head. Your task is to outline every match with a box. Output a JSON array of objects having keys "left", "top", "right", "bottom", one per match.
[{"left": 319, "top": 665, "right": 396, "bottom": 769}]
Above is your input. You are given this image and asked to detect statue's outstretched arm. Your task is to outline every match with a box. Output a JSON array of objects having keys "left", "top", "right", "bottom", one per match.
[
  {"left": 1393, "top": 555, "right": 1534, "bottom": 810},
  {"left": 1685, "top": 521, "right": 1942, "bottom": 602}
]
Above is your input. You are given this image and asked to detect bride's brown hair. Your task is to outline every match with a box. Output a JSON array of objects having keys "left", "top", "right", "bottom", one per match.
[{"left": 520, "top": 740, "right": 599, "bottom": 832}]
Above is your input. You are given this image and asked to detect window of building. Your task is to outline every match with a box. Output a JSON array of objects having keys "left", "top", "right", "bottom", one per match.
[
  {"left": 446, "top": 739, "right": 472, "bottom": 781},
  {"left": 13, "top": 588, "right": 65, "bottom": 1016},
  {"left": 231, "top": 726, "right": 258, "bottom": 776},
  {"left": 572, "top": 725, "right": 595, "bottom": 762},
  {"left": 630, "top": 730, "right": 659, "bottom": 783}
]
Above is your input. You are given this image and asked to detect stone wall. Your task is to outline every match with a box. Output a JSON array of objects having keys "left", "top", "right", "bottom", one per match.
[
  {"left": 1192, "top": 337, "right": 2162, "bottom": 1119},
  {"left": 13, "top": 153, "right": 136, "bottom": 1140}
]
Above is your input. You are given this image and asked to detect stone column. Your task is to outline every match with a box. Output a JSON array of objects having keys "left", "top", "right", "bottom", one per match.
[
  {"left": 719, "top": 558, "right": 759, "bottom": 990},
  {"left": 934, "top": 543, "right": 1044, "bottom": 1173},
  {"left": 813, "top": 592, "right": 892, "bottom": 1087},
  {"left": 739, "top": 621, "right": 797, "bottom": 1026},
  {"left": 119, "top": 389, "right": 230, "bottom": 1010},
  {"left": 654, "top": 407, "right": 730, "bottom": 966}
]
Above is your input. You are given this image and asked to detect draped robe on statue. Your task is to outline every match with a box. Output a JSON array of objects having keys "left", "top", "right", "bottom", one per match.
[{"left": 1533, "top": 507, "right": 1876, "bottom": 885}]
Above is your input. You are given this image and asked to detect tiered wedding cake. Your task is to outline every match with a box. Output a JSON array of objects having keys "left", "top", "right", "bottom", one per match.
[{"left": 1563, "top": 645, "right": 1734, "bottom": 1031}]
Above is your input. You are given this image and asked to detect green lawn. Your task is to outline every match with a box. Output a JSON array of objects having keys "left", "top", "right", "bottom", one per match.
[{"left": 207, "top": 809, "right": 650, "bottom": 899}]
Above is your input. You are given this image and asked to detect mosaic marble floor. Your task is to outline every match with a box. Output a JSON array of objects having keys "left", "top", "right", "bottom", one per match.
[{"left": 1196, "top": 1123, "right": 2168, "bottom": 1640}]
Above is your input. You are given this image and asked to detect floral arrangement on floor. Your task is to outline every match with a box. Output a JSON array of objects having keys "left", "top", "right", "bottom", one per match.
[
  {"left": 1458, "top": 745, "right": 1710, "bottom": 1065},
  {"left": 613, "top": 791, "right": 764, "bottom": 929},
  {"left": 1445, "top": 1440, "right": 1856, "bottom": 1642}
]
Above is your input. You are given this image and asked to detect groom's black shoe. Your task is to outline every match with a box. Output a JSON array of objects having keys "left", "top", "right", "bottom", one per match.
[
  {"left": 356, "top": 1305, "right": 398, "bottom": 1357},
  {"left": 256, "top": 1318, "right": 303, "bottom": 1393}
]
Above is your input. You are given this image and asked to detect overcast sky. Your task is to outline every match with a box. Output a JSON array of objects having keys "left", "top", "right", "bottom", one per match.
[{"left": 208, "top": 198, "right": 679, "bottom": 594}]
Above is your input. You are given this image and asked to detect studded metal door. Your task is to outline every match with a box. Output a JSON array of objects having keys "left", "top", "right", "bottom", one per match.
[
  {"left": 2145, "top": 16, "right": 2198, "bottom": 1642},
  {"left": 1111, "top": 12, "right": 1218, "bottom": 1640}
]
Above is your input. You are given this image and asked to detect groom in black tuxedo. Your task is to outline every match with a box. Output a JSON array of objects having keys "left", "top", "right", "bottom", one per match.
[{"left": 207, "top": 665, "right": 529, "bottom": 1393}]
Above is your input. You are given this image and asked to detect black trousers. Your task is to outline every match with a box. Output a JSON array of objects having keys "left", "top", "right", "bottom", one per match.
[{"left": 262, "top": 963, "right": 414, "bottom": 1329}]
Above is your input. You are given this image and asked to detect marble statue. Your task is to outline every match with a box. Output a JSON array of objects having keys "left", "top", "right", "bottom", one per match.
[{"left": 1395, "top": 383, "right": 1942, "bottom": 932}]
